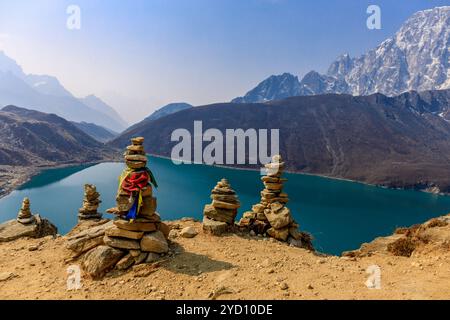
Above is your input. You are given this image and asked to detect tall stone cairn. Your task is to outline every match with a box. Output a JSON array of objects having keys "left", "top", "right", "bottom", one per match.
[
  {"left": 78, "top": 184, "right": 103, "bottom": 220},
  {"left": 99, "top": 137, "right": 170, "bottom": 273},
  {"left": 203, "top": 179, "right": 240, "bottom": 235},
  {"left": 17, "top": 197, "right": 35, "bottom": 224},
  {"left": 238, "top": 155, "right": 311, "bottom": 248}
]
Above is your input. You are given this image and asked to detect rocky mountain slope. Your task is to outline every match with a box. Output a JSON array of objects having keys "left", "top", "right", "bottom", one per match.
[
  {"left": 0, "top": 105, "right": 118, "bottom": 166},
  {"left": 233, "top": 7, "right": 450, "bottom": 103},
  {"left": 111, "top": 89, "right": 450, "bottom": 193},
  {"left": 71, "top": 122, "right": 118, "bottom": 143},
  {"left": 0, "top": 51, "right": 127, "bottom": 131}
]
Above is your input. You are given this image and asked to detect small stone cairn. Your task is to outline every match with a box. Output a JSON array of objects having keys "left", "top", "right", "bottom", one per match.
[
  {"left": 78, "top": 184, "right": 102, "bottom": 220},
  {"left": 17, "top": 197, "right": 35, "bottom": 224},
  {"left": 203, "top": 179, "right": 240, "bottom": 235},
  {"left": 238, "top": 155, "right": 313, "bottom": 248}
]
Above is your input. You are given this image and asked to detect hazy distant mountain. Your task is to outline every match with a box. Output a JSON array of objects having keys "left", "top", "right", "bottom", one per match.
[
  {"left": 111, "top": 89, "right": 450, "bottom": 193},
  {"left": 71, "top": 121, "right": 118, "bottom": 143},
  {"left": 25, "top": 74, "right": 74, "bottom": 98},
  {"left": 80, "top": 95, "right": 128, "bottom": 131},
  {"left": 233, "top": 7, "right": 450, "bottom": 102},
  {"left": 124, "top": 102, "right": 193, "bottom": 133},
  {"left": 0, "top": 106, "right": 117, "bottom": 166},
  {"left": 146, "top": 102, "right": 193, "bottom": 121},
  {"left": 0, "top": 51, "right": 127, "bottom": 132}
]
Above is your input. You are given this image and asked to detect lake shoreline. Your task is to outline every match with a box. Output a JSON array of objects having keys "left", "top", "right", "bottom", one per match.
[
  {"left": 148, "top": 153, "right": 450, "bottom": 197},
  {"left": 1, "top": 154, "right": 448, "bottom": 200},
  {"left": 0, "top": 160, "right": 121, "bottom": 200}
]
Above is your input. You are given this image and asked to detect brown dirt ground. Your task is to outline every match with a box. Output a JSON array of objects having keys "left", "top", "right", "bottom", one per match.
[{"left": 1, "top": 219, "right": 450, "bottom": 300}]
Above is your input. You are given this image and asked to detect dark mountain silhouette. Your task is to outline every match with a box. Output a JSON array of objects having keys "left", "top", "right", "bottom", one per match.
[{"left": 111, "top": 89, "right": 450, "bottom": 193}]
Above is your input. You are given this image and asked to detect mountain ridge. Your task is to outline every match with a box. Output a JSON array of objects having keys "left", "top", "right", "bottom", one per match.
[
  {"left": 0, "top": 105, "right": 118, "bottom": 166},
  {"left": 111, "top": 89, "right": 450, "bottom": 193},
  {"left": 233, "top": 6, "right": 450, "bottom": 103}
]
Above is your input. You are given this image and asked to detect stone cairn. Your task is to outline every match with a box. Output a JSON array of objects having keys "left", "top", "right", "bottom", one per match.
[
  {"left": 238, "top": 155, "right": 313, "bottom": 249},
  {"left": 78, "top": 184, "right": 102, "bottom": 220},
  {"left": 17, "top": 197, "right": 35, "bottom": 224},
  {"left": 203, "top": 179, "right": 240, "bottom": 235},
  {"left": 66, "top": 137, "right": 171, "bottom": 278},
  {"left": 105, "top": 137, "right": 170, "bottom": 270}
]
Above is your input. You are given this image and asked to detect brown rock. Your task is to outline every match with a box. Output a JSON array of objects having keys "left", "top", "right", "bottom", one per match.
[
  {"left": 203, "top": 204, "right": 236, "bottom": 224},
  {"left": 203, "top": 216, "right": 229, "bottom": 236},
  {"left": 113, "top": 219, "right": 157, "bottom": 232},
  {"left": 103, "top": 235, "right": 140, "bottom": 250},
  {"left": 116, "top": 254, "right": 135, "bottom": 270},
  {"left": 265, "top": 207, "right": 292, "bottom": 229},
  {"left": 105, "top": 226, "right": 144, "bottom": 240},
  {"left": 140, "top": 231, "right": 169, "bottom": 253},
  {"left": 158, "top": 222, "right": 170, "bottom": 239},
  {"left": 289, "top": 226, "right": 302, "bottom": 240},
  {"left": 145, "top": 252, "right": 161, "bottom": 263},
  {"left": 267, "top": 227, "right": 290, "bottom": 241},
  {"left": 82, "top": 245, "right": 124, "bottom": 279},
  {"left": 131, "top": 137, "right": 145, "bottom": 145},
  {"left": 66, "top": 235, "right": 104, "bottom": 258},
  {"left": 180, "top": 227, "right": 198, "bottom": 238},
  {"left": 211, "top": 194, "right": 239, "bottom": 203},
  {"left": 243, "top": 211, "right": 256, "bottom": 219},
  {"left": 212, "top": 200, "right": 240, "bottom": 210},
  {"left": 252, "top": 204, "right": 266, "bottom": 213}
]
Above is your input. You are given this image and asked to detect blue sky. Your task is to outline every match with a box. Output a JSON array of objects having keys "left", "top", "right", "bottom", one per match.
[{"left": 0, "top": 0, "right": 448, "bottom": 123}]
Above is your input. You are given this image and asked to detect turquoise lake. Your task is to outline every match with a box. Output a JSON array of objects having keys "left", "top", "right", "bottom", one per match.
[{"left": 1, "top": 156, "right": 450, "bottom": 255}]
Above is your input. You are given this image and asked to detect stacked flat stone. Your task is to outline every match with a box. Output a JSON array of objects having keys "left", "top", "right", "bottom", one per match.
[
  {"left": 17, "top": 198, "right": 35, "bottom": 224},
  {"left": 115, "top": 137, "right": 156, "bottom": 216},
  {"left": 102, "top": 214, "right": 170, "bottom": 270},
  {"left": 99, "top": 137, "right": 169, "bottom": 271},
  {"left": 203, "top": 179, "right": 240, "bottom": 235},
  {"left": 239, "top": 155, "right": 303, "bottom": 243},
  {"left": 78, "top": 184, "right": 102, "bottom": 220}
]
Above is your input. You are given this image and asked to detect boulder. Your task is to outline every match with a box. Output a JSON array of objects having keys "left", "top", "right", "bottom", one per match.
[
  {"left": 82, "top": 245, "right": 124, "bottom": 278},
  {"left": 203, "top": 204, "right": 235, "bottom": 224},
  {"left": 140, "top": 231, "right": 169, "bottom": 253},
  {"left": 145, "top": 252, "right": 161, "bottom": 263},
  {"left": 180, "top": 227, "right": 198, "bottom": 238},
  {"left": 202, "top": 216, "right": 229, "bottom": 236},
  {"left": 134, "top": 252, "right": 148, "bottom": 264},
  {"left": 116, "top": 253, "right": 135, "bottom": 270},
  {"left": 264, "top": 207, "right": 292, "bottom": 229},
  {"left": 212, "top": 200, "right": 240, "bottom": 210},
  {"left": 113, "top": 219, "right": 156, "bottom": 232},
  {"left": 105, "top": 226, "right": 144, "bottom": 240},
  {"left": 267, "top": 227, "right": 290, "bottom": 241},
  {"left": 0, "top": 215, "right": 57, "bottom": 242},
  {"left": 103, "top": 235, "right": 140, "bottom": 250},
  {"left": 158, "top": 222, "right": 171, "bottom": 239},
  {"left": 66, "top": 235, "right": 104, "bottom": 258}
]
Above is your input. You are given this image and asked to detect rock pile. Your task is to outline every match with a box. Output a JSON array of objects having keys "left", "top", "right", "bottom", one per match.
[
  {"left": 17, "top": 198, "right": 35, "bottom": 224},
  {"left": 238, "top": 155, "right": 313, "bottom": 249},
  {"left": 78, "top": 184, "right": 102, "bottom": 220},
  {"left": 0, "top": 198, "right": 57, "bottom": 242},
  {"left": 203, "top": 179, "right": 240, "bottom": 235},
  {"left": 67, "top": 137, "right": 170, "bottom": 278}
]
